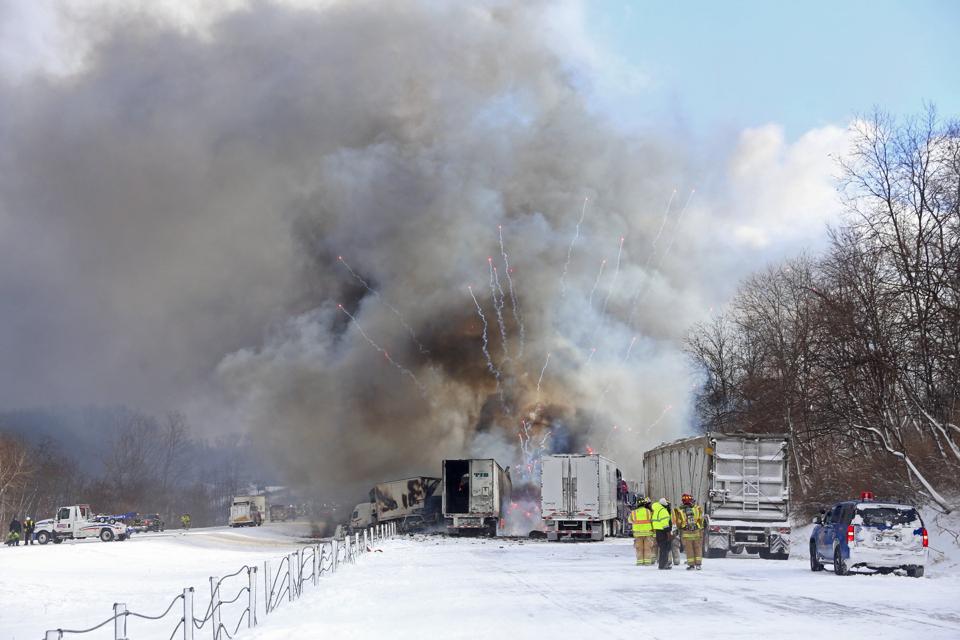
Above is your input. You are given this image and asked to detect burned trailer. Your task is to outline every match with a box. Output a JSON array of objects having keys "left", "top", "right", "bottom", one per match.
[
  {"left": 442, "top": 459, "right": 512, "bottom": 536},
  {"left": 643, "top": 432, "right": 791, "bottom": 559},
  {"left": 372, "top": 476, "right": 442, "bottom": 531}
]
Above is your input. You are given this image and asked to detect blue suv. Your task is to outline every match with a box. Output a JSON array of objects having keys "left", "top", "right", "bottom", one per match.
[{"left": 809, "top": 494, "right": 928, "bottom": 577}]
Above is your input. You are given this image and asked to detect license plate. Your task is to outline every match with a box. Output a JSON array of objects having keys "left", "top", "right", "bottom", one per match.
[{"left": 747, "top": 535, "right": 758, "bottom": 541}]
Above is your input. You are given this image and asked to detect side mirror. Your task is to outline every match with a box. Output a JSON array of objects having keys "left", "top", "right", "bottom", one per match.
[{"left": 812, "top": 516, "right": 821, "bottom": 525}]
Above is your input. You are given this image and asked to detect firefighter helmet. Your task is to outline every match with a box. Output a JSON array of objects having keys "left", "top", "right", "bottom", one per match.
[{"left": 681, "top": 493, "right": 693, "bottom": 505}]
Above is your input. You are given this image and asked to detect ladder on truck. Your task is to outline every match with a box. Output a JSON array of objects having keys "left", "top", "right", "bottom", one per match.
[{"left": 741, "top": 439, "right": 761, "bottom": 512}]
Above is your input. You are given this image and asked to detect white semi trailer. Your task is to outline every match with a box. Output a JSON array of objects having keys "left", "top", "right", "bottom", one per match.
[
  {"left": 442, "top": 459, "right": 512, "bottom": 536},
  {"left": 643, "top": 432, "right": 791, "bottom": 559},
  {"left": 541, "top": 454, "right": 620, "bottom": 541}
]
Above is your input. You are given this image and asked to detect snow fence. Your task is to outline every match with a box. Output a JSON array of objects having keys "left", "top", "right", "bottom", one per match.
[{"left": 42, "top": 522, "right": 398, "bottom": 640}]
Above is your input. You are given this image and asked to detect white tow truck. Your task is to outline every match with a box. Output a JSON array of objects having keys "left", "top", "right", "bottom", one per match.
[{"left": 34, "top": 504, "right": 129, "bottom": 544}]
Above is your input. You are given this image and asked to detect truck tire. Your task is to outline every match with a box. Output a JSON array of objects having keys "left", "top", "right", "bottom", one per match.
[
  {"left": 809, "top": 543, "right": 823, "bottom": 571},
  {"left": 36, "top": 531, "right": 51, "bottom": 545},
  {"left": 707, "top": 548, "right": 727, "bottom": 559},
  {"left": 833, "top": 546, "right": 848, "bottom": 576},
  {"left": 907, "top": 566, "right": 924, "bottom": 578},
  {"left": 100, "top": 529, "right": 115, "bottom": 542},
  {"left": 53, "top": 536, "right": 64, "bottom": 544}
]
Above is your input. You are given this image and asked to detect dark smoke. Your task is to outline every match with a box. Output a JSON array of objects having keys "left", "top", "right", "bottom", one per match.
[{"left": 0, "top": 1, "right": 841, "bottom": 504}]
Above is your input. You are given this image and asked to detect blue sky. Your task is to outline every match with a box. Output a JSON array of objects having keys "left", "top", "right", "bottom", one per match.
[{"left": 585, "top": 0, "right": 960, "bottom": 138}]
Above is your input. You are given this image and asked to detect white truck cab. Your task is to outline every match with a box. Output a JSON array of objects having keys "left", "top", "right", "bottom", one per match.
[
  {"left": 349, "top": 502, "right": 376, "bottom": 531},
  {"left": 35, "top": 505, "right": 129, "bottom": 544}
]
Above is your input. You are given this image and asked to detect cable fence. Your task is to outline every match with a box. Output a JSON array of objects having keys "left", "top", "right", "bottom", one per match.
[{"left": 43, "top": 522, "right": 398, "bottom": 640}]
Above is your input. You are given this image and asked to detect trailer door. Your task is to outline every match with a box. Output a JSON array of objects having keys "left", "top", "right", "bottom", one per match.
[
  {"left": 470, "top": 459, "right": 495, "bottom": 514},
  {"left": 574, "top": 456, "right": 599, "bottom": 518},
  {"left": 541, "top": 456, "right": 564, "bottom": 518}
]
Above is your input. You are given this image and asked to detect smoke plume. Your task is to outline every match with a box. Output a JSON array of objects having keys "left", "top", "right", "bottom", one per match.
[{"left": 0, "top": 1, "right": 847, "bottom": 502}]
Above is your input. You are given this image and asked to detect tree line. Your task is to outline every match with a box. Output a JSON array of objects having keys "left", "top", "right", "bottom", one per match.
[
  {"left": 687, "top": 107, "right": 960, "bottom": 516},
  {"left": 0, "top": 407, "right": 263, "bottom": 527}
]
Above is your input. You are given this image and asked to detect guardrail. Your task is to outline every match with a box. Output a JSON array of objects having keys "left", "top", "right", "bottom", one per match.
[{"left": 43, "top": 522, "right": 398, "bottom": 640}]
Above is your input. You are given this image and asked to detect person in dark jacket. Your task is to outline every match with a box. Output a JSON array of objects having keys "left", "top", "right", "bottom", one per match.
[{"left": 8, "top": 518, "right": 22, "bottom": 547}]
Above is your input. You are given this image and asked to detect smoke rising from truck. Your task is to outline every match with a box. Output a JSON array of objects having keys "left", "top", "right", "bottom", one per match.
[{"left": 0, "top": 1, "right": 845, "bottom": 505}]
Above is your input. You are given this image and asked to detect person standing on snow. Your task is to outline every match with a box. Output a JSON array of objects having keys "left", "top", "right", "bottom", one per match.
[
  {"left": 664, "top": 500, "right": 682, "bottom": 566},
  {"left": 652, "top": 498, "right": 672, "bottom": 569},
  {"left": 627, "top": 497, "right": 656, "bottom": 566},
  {"left": 22, "top": 516, "right": 35, "bottom": 545},
  {"left": 181, "top": 513, "right": 192, "bottom": 530},
  {"left": 676, "top": 493, "right": 705, "bottom": 570},
  {"left": 8, "top": 517, "right": 23, "bottom": 547}
]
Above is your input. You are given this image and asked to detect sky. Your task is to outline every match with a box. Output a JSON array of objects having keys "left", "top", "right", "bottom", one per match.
[{"left": 584, "top": 0, "right": 960, "bottom": 138}]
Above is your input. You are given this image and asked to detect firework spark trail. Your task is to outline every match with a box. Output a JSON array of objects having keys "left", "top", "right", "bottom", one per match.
[
  {"left": 535, "top": 352, "right": 551, "bottom": 401},
  {"left": 498, "top": 225, "right": 525, "bottom": 359},
  {"left": 337, "top": 304, "right": 428, "bottom": 397},
  {"left": 467, "top": 285, "right": 500, "bottom": 382},
  {"left": 650, "top": 189, "right": 676, "bottom": 251},
  {"left": 488, "top": 259, "right": 510, "bottom": 359},
  {"left": 587, "top": 259, "right": 607, "bottom": 308},
  {"left": 642, "top": 405, "right": 673, "bottom": 436},
  {"left": 584, "top": 346, "right": 597, "bottom": 366},
  {"left": 658, "top": 189, "right": 695, "bottom": 264},
  {"left": 599, "top": 235, "right": 625, "bottom": 318},
  {"left": 559, "top": 197, "right": 589, "bottom": 298},
  {"left": 337, "top": 256, "right": 429, "bottom": 354}
]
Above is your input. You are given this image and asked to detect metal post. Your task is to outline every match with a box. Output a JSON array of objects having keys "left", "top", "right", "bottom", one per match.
[
  {"left": 285, "top": 554, "right": 292, "bottom": 602},
  {"left": 263, "top": 560, "right": 271, "bottom": 614},
  {"left": 247, "top": 567, "right": 257, "bottom": 628},
  {"left": 45, "top": 631, "right": 62, "bottom": 640},
  {"left": 183, "top": 588, "right": 194, "bottom": 640},
  {"left": 313, "top": 544, "right": 319, "bottom": 584},
  {"left": 113, "top": 603, "right": 127, "bottom": 640},
  {"left": 332, "top": 539, "right": 339, "bottom": 573},
  {"left": 210, "top": 577, "right": 220, "bottom": 640}
]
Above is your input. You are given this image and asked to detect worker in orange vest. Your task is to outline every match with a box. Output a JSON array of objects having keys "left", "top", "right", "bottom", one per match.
[
  {"left": 627, "top": 497, "right": 656, "bottom": 566},
  {"left": 676, "top": 493, "right": 705, "bottom": 570}
]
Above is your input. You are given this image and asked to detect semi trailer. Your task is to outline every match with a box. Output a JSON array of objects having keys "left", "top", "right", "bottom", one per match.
[
  {"left": 442, "top": 459, "right": 512, "bottom": 536},
  {"left": 349, "top": 476, "right": 442, "bottom": 532},
  {"left": 643, "top": 432, "right": 791, "bottom": 559},
  {"left": 541, "top": 454, "right": 621, "bottom": 541}
]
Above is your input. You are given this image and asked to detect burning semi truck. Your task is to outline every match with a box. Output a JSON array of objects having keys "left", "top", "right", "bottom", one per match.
[
  {"left": 643, "top": 432, "right": 791, "bottom": 559},
  {"left": 442, "top": 459, "right": 512, "bottom": 536},
  {"left": 349, "top": 476, "right": 442, "bottom": 533}
]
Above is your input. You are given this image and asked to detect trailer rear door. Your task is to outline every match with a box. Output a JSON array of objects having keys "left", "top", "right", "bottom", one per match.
[
  {"left": 470, "top": 459, "right": 495, "bottom": 514},
  {"left": 574, "top": 456, "right": 600, "bottom": 518}
]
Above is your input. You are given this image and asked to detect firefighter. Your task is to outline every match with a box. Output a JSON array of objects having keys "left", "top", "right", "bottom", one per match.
[
  {"left": 180, "top": 513, "right": 192, "bottom": 530},
  {"left": 627, "top": 497, "right": 655, "bottom": 566},
  {"left": 652, "top": 498, "right": 672, "bottom": 569},
  {"left": 8, "top": 518, "right": 22, "bottom": 547},
  {"left": 23, "top": 516, "right": 35, "bottom": 546},
  {"left": 676, "top": 493, "right": 705, "bottom": 570},
  {"left": 664, "top": 500, "right": 681, "bottom": 566}
]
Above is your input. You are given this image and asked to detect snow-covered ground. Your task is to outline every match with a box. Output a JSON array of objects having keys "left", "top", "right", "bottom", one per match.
[{"left": 3, "top": 519, "right": 960, "bottom": 640}]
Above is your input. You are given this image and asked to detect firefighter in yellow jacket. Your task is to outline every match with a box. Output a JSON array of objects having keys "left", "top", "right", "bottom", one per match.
[
  {"left": 676, "top": 493, "right": 705, "bottom": 570},
  {"left": 627, "top": 497, "right": 655, "bottom": 566}
]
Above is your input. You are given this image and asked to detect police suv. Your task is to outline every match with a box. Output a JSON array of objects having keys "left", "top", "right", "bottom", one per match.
[{"left": 809, "top": 492, "right": 928, "bottom": 577}]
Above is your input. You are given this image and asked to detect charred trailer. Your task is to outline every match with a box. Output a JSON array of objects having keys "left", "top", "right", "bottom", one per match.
[
  {"left": 372, "top": 476, "right": 442, "bottom": 532},
  {"left": 541, "top": 454, "right": 620, "bottom": 541},
  {"left": 442, "top": 459, "right": 512, "bottom": 536},
  {"left": 643, "top": 432, "right": 791, "bottom": 560}
]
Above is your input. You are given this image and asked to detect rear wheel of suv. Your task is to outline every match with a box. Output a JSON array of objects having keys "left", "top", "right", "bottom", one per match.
[
  {"left": 809, "top": 543, "right": 823, "bottom": 571},
  {"left": 833, "top": 546, "right": 848, "bottom": 576},
  {"left": 906, "top": 566, "right": 924, "bottom": 578}
]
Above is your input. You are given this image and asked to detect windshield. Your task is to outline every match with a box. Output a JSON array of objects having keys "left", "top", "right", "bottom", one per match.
[{"left": 856, "top": 507, "right": 919, "bottom": 527}]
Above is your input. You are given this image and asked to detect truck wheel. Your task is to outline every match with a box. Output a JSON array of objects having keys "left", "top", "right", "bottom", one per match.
[
  {"left": 809, "top": 543, "right": 823, "bottom": 571},
  {"left": 833, "top": 546, "right": 848, "bottom": 576},
  {"left": 118, "top": 534, "right": 127, "bottom": 541},
  {"left": 36, "top": 531, "right": 51, "bottom": 545},
  {"left": 907, "top": 566, "right": 924, "bottom": 578},
  {"left": 100, "top": 529, "right": 115, "bottom": 542},
  {"left": 52, "top": 536, "right": 63, "bottom": 544},
  {"left": 707, "top": 549, "right": 727, "bottom": 559}
]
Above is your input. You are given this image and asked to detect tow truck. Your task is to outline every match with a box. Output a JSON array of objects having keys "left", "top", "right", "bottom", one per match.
[{"left": 34, "top": 505, "right": 129, "bottom": 544}]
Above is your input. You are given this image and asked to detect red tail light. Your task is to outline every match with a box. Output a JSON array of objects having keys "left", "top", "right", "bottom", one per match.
[
  {"left": 709, "top": 525, "right": 722, "bottom": 533},
  {"left": 846, "top": 525, "right": 855, "bottom": 543},
  {"left": 921, "top": 528, "right": 928, "bottom": 548}
]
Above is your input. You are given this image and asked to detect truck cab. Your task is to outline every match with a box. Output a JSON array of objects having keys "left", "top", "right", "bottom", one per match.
[
  {"left": 350, "top": 502, "right": 376, "bottom": 531},
  {"left": 810, "top": 493, "right": 928, "bottom": 577},
  {"left": 35, "top": 505, "right": 129, "bottom": 544}
]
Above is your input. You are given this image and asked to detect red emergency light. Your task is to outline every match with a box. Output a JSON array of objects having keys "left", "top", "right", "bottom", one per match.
[{"left": 859, "top": 491, "right": 875, "bottom": 501}]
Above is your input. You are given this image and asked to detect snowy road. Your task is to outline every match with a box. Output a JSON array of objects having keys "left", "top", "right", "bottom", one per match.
[
  {"left": 250, "top": 536, "right": 960, "bottom": 640},
  {"left": 3, "top": 527, "right": 959, "bottom": 640}
]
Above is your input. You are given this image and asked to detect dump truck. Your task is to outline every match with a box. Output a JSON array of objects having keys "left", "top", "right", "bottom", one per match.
[
  {"left": 442, "top": 459, "right": 512, "bottom": 536},
  {"left": 228, "top": 495, "right": 266, "bottom": 527},
  {"left": 349, "top": 476, "right": 442, "bottom": 532},
  {"left": 541, "top": 454, "right": 621, "bottom": 541},
  {"left": 643, "top": 432, "right": 791, "bottom": 559}
]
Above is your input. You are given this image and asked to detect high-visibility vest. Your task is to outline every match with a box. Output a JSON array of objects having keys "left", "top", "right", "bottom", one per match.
[
  {"left": 651, "top": 502, "right": 671, "bottom": 530},
  {"left": 628, "top": 507, "right": 654, "bottom": 537},
  {"left": 676, "top": 505, "right": 704, "bottom": 531}
]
